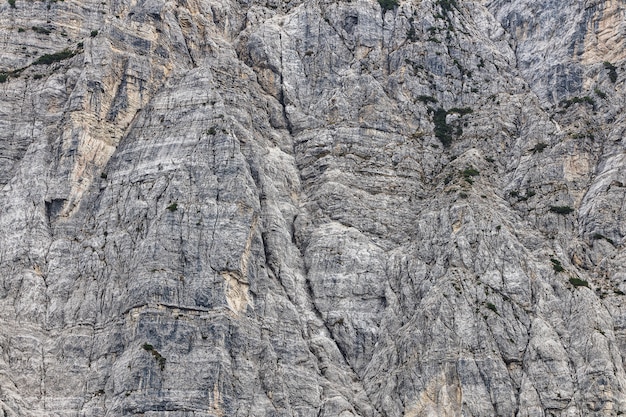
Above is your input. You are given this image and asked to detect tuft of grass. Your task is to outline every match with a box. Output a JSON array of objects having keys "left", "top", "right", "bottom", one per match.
[
  {"left": 433, "top": 108, "right": 452, "bottom": 147},
  {"left": 166, "top": 202, "right": 178, "bottom": 212},
  {"left": 551, "top": 258, "right": 564, "bottom": 273},
  {"left": 90, "top": 30, "right": 98, "bottom": 37},
  {"left": 417, "top": 95, "right": 437, "bottom": 104},
  {"left": 448, "top": 107, "right": 473, "bottom": 115},
  {"left": 461, "top": 167, "right": 479, "bottom": 184},
  {"left": 0, "top": 73, "right": 7, "bottom": 83},
  {"left": 8, "top": 0, "right": 15, "bottom": 8},
  {"left": 549, "top": 205, "right": 574, "bottom": 215},
  {"left": 486, "top": 302, "right": 497, "bottom": 313},
  {"left": 604, "top": 61, "right": 618, "bottom": 83},
  {"left": 561, "top": 96, "right": 595, "bottom": 109},
  {"left": 461, "top": 167, "right": 479, "bottom": 178},
  {"left": 569, "top": 277, "right": 589, "bottom": 288},
  {"left": 531, "top": 142, "right": 548, "bottom": 153},
  {"left": 592, "top": 233, "right": 615, "bottom": 245},
  {"left": 33, "top": 49, "right": 76, "bottom": 65},
  {"left": 32, "top": 26, "right": 51, "bottom": 35},
  {"left": 594, "top": 88, "right": 607, "bottom": 99},
  {"left": 142, "top": 343, "right": 166, "bottom": 370}
]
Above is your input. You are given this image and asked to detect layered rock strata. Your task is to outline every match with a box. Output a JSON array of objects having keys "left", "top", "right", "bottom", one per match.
[{"left": 1, "top": 0, "right": 626, "bottom": 415}]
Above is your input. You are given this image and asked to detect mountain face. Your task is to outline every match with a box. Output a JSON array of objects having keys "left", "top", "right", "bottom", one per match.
[{"left": 1, "top": 0, "right": 626, "bottom": 415}]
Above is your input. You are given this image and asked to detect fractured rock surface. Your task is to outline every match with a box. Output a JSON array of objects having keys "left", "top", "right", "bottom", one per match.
[{"left": 1, "top": 0, "right": 626, "bottom": 415}]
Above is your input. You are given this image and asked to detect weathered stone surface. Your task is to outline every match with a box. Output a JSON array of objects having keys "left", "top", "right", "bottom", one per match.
[{"left": 1, "top": 0, "right": 626, "bottom": 415}]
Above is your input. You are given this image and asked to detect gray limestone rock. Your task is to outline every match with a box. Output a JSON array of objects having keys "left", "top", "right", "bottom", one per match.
[{"left": 1, "top": 0, "right": 626, "bottom": 416}]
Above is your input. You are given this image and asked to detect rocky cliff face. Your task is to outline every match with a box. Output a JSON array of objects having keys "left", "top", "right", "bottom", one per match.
[{"left": 1, "top": 0, "right": 626, "bottom": 415}]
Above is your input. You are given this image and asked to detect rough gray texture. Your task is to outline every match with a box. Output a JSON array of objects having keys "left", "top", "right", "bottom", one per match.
[{"left": 1, "top": 0, "right": 626, "bottom": 415}]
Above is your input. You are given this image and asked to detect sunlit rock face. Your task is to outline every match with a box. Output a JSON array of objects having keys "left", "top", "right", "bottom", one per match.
[{"left": 1, "top": 0, "right": 626, "bottom": 416}]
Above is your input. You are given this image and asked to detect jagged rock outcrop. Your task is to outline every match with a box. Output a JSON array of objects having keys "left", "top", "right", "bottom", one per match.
[{"left": 1, "top": 0, "right": 626, "bottom": 415}]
